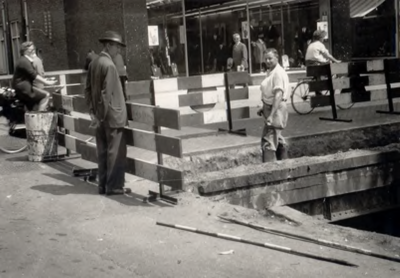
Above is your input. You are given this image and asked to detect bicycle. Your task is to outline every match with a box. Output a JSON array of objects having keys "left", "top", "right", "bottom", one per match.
[
  {"left": 0, "top": 87, "right": 28, "bottom": 153},
  {"left": 0, "top": 85, "right": 64, "bottom": 154},
  {"left": 290, "top": 75, "right": 355, "bottom": 115}
]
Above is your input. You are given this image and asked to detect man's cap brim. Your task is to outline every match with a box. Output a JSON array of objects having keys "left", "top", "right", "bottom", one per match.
[{"left": 99, "top": 38, "right": 126, "bottom": 47}]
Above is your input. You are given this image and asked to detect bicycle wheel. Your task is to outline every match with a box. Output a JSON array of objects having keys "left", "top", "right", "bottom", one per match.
[
  {"left": 0, "top": 122, "right": 27, "bottom": 154},
  {"left": 291, "top": 81, "right": 315, "bottom": 115}
]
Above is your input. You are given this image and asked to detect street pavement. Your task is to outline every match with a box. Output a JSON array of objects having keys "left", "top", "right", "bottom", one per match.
[
  {"left": 1, "top": 100, "right": 400, "bottom": 277},
  {"left": 0, "top": 152, "right": 399, "bottom": 278}
]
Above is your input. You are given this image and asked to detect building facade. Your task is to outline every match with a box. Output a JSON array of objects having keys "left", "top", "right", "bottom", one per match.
[{"left": 0, "top": 0, "right": 398, "bottom": 80}]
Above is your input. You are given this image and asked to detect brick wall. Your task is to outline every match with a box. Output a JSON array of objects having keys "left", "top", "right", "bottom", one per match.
[{"left": 26, "top": 0, "right": 69, "bottom": 71}]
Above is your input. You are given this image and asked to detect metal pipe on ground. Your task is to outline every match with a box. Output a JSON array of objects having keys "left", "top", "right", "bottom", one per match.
[
  {"left": 218, "top": 215, "right": 400, "bottom": 263},
  {"left": 156, "top": 221, "right": 358, "bottom": 268}
]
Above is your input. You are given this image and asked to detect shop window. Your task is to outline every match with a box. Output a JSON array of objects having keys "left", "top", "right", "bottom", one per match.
[
  {"left": 249, "top": 0, "right": 319, "bottom": 72},
  {"left": 147, "top": 1, "right": 187, "bottom": 78},
  {"left": 350, "top": 0, "right": 396, "bottom": 58},
  {"left": 0, "top": 26, "right": 8, "bottom": 74}
]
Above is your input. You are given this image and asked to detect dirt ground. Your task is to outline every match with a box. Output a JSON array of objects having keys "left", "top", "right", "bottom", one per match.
[{"left": 1, "top": 153, "right": 400, "bottom": 278}]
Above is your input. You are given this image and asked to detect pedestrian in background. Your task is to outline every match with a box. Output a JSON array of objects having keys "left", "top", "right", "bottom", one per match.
[
  {"left": 257, "top": 48, "right": 289, "bottom": 162},
  {"left": 113, "top": 52, "right": 128, "bottom": 100},
  {"left": 84, "top": 30, "right": 131, "bottom": 196},
  {"left": 84, "top": 49, "right": 98, "bottom": 70},
  {"left": 231, "top": 33, "right": 248, "bottom": 72}
]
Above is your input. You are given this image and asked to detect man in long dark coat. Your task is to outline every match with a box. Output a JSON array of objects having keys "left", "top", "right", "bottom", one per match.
[{"left": 84, "top": 31, "right": 131, "bottom": 195}]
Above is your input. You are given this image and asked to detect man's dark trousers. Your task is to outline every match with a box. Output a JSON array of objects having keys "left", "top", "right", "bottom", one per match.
[{"left": 96, "top": 123, "right": 127, "bottom": 191}]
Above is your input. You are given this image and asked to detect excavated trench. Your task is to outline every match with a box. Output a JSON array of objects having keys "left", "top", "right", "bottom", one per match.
[{"left": 163, "top": 121, "right": 400, "bottom": 236}]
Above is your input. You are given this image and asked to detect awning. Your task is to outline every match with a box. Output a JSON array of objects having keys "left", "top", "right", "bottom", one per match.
[{"left": 350, "top": 0, "right": 385, "bottom": 18}]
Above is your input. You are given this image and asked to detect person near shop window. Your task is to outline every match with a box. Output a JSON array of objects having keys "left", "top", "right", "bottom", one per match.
[
  {"left": 253, "top": 33, "right": 268, "bottom": 73},
  {"left": 216, "top": 42, "right": 229, "bottom": 72},
  {"left": 257, "top": 48, "right": 289, "bottom": 163},
  {"left": 266, "top": 21, "right": 281, "bottom": 50},
  {"left": 207, "top": 34, "right": 220, "bottom": 72},
  {"left": 12, "top": 41, "right": 57, "bottom": 111},
  {"left": 231, "top": 33, "right": 248, "bottom": 71},
  {"left": 295, "top": 26, "right": 312, "bottom": 66},
  {"left": 305, "top": 30, "right": 341, "bottom": 66}
]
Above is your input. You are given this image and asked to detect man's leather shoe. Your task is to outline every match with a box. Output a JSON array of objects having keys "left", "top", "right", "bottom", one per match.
[
  {"left": 105, "top": 188, "right": 132, "bottom": 196},
  {"left": 98, "top": 186, "right": 106, "bottom": 195}
]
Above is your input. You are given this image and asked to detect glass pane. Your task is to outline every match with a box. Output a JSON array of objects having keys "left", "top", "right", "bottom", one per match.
[
  {"left": 249, "top": 0, "right": 319, "bottom": 71},
  {"left": 350, "top": 0, "right": 396, "bottom": 58},
  {"left": 147, "top": 1, "right": 187, "bottom": 78},
  {"left": 186, "top": 15, "right": 202, "bottom": 75}
]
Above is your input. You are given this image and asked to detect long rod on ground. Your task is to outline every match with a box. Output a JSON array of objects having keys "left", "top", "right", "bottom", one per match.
[
  {"left": 156, "top": 221, "right": 357, "bottom": 268},
  {"left": 218, "top": 215, "right": 400, "bottom": 263}
]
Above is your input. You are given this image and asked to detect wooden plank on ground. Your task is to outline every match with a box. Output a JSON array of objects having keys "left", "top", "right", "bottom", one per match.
[
  {"left": 58, "top": 114, "right": 182, "bottom": 157},
  {"left": 226, "top": 72, "right": 250, "bottom": 85},
  {"left": 58, "top": 133, "right": 183, "bottom": 189}
]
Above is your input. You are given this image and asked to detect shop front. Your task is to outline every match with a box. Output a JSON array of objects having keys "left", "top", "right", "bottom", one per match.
[
  {"left": 147, "top": 0, "right": 321, "bottom": 77},
  {"left": 146, "top": 0, "right": 400, "bottom": 78}
]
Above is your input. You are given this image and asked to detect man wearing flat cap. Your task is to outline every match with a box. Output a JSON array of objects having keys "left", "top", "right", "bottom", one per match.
[{"left": 84, "top": 30, "right": 131, "bottom": 195}]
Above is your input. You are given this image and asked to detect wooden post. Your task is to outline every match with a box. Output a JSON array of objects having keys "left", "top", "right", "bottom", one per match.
[
  {"left": 319, "top": 65, "right": 352, "bottom": 122},
  {"left": 376, "top": 59, "right": 400, "bottom": 115}
]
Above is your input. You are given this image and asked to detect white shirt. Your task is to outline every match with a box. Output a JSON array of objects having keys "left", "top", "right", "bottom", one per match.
[
  {"left": 260, "top": 63, "right": 289, "bottom": 105},
  {"left": 305, "top": 41, "right": 329, "bottom": 63}
]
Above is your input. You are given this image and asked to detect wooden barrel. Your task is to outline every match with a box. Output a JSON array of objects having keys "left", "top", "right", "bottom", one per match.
[{"left": 25, "top": 112, "right": 58, "bottom": 162}]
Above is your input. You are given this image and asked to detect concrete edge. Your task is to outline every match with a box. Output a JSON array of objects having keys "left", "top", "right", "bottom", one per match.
[{"left": 186, "top": 148, "right": 400, "bottom": 194}]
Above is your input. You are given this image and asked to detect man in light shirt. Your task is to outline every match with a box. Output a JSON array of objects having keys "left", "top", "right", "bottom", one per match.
[{"left": 305, "top": 30, "right": 341, "bottom": 66}]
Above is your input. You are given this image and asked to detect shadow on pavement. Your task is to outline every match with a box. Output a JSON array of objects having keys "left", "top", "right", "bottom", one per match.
[
  {"left": 33, "top": 161, "right": 172, "bottom": 207},
  {"left": 31, "top": 173, "right": 171, "bottom": 207}
]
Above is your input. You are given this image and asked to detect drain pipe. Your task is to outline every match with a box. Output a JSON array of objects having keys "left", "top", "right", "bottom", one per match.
[{"left": 22, "top": 0, "right": 30, "bottom": 41}]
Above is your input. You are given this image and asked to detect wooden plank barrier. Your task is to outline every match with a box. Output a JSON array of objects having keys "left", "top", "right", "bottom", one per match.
[
  {"left": 376, "top": 58, "right": 400, "bottom": 114},
  {"left": 53, "top": 92, "right": 184, "bottom": 191},
  {"left": 306, "top": 63, "right": 352, "bottom": 122},
  {"left": 224, "top": 71, "right": 251, "bottom": 134},
  {"left": 153, "top": 74, "right": 229, "bottom": 128}
]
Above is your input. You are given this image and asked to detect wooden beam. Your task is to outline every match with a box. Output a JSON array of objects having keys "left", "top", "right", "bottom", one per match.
[
  {"left": 308, "top": 80, "right": 330, "bottom": 92},
  {"left": 58, "top": 133, "right": 184, "bottom": 189},
  {"left": 229, "top": 87, "right": 249, "bottom": 101},
  {"left": 306, "top": 64, "right": 330, "bottom": 77},
  {"left": 384, "top": 58, "right": 400, "bottom": 73},
  {"left": 53, "top": 93, "right": 181, "bottom": 130},
  {"left": 231, "top": 107, "right": 250, "bottom": 120},
  {"left": 226, "top": 72, "right": 250, "bottom": 85},
  {"left": 126, "top": 102, "right": 181, "bottom": 130},
  {"left": 330, "top": 63, "right": 349, "bottom": 75},
  {"left": 58, "top": 114, "right": 182, "bottom": 157},
  {"left": 126, "top": 80, "right": 152, "bottom": 97}
]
